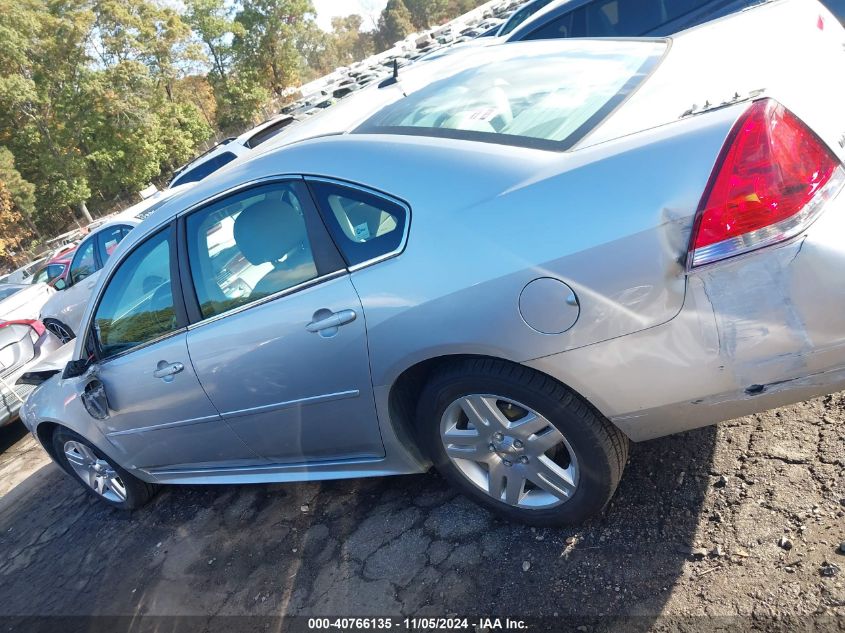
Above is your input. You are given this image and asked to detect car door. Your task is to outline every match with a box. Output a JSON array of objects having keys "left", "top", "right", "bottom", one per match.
[
  {"left": 182, "top": 179, "right": 385, "bottom": 464},
  {"left": 84, "top": 223, "right": 259, "bottom": 470}
]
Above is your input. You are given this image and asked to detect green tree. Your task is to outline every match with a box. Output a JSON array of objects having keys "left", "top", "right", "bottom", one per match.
[
  {"left": 375, "top": 0, "right": 415, "bottom": 51},
  {"left": 0, "top": 147, "right": 38, "bottom": 237},
  {"left": 233, "top": 0, "right": 316, "bottom": 97},
  {"left": 404, "top": 0, "right": 449, "bottom": 29}
]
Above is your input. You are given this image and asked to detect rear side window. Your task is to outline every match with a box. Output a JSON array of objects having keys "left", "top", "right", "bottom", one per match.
[
  {"left": 93, "top": 229, "right": 176, "bottom": 358},
  {"left": 171, "top": 151, "right": 237, "bottom": 188},
  {"left": 309, "top": 181, "right": 407, "bottom": 267},
  {"left": 355, "top": 40, "right": 665, "bottom": 151}
]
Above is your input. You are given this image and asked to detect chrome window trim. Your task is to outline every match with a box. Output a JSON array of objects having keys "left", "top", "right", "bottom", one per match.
[
  {"left": 174, "top": 174, "right": 306, "bottom": 220},
  {"left": 304, "top": 176, "right": 411, "bottom": 273},
  {"left": 98, "top": 327, "right": 188, "bottom": 366},
  {"left": 185, "top": 270, "right": 348, "bottom": 331}
]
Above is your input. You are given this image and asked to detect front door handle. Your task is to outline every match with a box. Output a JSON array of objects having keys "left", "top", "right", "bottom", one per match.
[
  {"left": 153, "top": 361, "right": 184, "bottom": 382},
  {"left": 306, "top": 309, "right": 357, "bottom": 337}
]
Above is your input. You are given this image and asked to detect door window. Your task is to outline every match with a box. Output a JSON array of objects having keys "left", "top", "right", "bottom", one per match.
[
  {"left": 186, "top": 182, "right": 319, "bottom": 319},
  {"left": 308, "top": 181, "right": 407, "bottom": 267},
  {"left": 69, "top": 238, "right": 98, "bottom": 285},
  {"left": 97, "top": 224, "right": 131, "bottom": 262},
  {"left": 92, "top": 228, "right": 177, "bottom": 358}
]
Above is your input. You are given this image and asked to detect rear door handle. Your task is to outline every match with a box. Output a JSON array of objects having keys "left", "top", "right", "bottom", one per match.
[
  {"left": 306, "top": 309, "right": 357, "bottom": 336},
  {"left": 153, "top": 361, "right": 184, "bottom": 382}
]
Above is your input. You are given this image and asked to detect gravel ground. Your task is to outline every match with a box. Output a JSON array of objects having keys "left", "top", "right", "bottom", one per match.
[{"left": 0, "top": 394, "right": 842, "bottom": 632}]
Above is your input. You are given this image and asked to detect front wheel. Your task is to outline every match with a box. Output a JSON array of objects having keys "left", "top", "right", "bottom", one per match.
[
  {"left": 416, "top": 359, "right": 628, "bottom": 526},
  {"left": 52, "top": 427, "right": 158, "bottom": 510}
]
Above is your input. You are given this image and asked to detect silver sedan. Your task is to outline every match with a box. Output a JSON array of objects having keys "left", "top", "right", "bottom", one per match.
[{"left": 20, "top": 0, "right": 845, "bottom": 524}]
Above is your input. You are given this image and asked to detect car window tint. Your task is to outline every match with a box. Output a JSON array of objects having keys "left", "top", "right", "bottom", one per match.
[
  {"left": 93, "top": 228, "right": 176, "bottom": 358},
  {"left": 31, "top": 268, "right": 50, "bottom": 284},
  {"left": 355, "top": 41, "right": 665, "bottom": 151},
  {"left": 309, "top": 181, "right": 407, "bottom": 267},
  {"left": 186, "top": 182, "right": 319, "bottom": 319},
  {"left": 499, "top": 0, "right": 555, "bottom": 35},
  {"left": 70, "top": 238, "right": 97, "bottom": 285},
  {"left": 171, "top": 151, "right": 237, "bottom": 188},
  {"left": 97, "top": 225, "right": 130, "bottom": 262}
]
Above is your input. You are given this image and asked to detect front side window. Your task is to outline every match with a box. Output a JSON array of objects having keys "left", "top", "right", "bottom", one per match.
[
  {"left": 186, "top": 182, "right": 319, "bottom": 319},
  {"left": 355, "top": 40, "right": 665, "bottom": 151},
  {"left": 93, "top": 229, "right": 176, "bottom": 358},
  {"left": 69, "top": 238, "right": 98, "bottom": 285},
  {"left": 309, "top": 181, "right": 407, "bottom": 267},
  {"left": 31, "top": 268, "right": 50, "bottom": 285}
]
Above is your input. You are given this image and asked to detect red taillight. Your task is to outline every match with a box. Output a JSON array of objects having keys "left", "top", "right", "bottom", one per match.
[
  {"left": 0, "top": 319, "right": 46, "bottom": 337},
  {"left": 689, "top": 99, "right": 843, "bottom": 267}
]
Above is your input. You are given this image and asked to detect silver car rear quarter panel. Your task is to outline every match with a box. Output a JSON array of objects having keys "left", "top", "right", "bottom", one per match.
[{"left": 527, "top": 178, "right": 845, "bottom": 442}]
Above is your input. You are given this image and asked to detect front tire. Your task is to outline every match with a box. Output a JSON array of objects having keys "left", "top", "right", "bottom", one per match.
[
  {"left": 416, "top": 359, "right": 628, "bottom": 526},
  {"left": 52, "top": 427, "right": 157, "bottom": 510}
]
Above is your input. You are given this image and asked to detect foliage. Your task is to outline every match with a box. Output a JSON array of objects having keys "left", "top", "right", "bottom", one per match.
[
  {"left": 375, "top": 0, "right": 415, "bottom": 51},
  {"left": 0, "top": 178, "right": 34, "bottom": 267},
  {"left": 0, "top": 0, "right": 492, "bottom": 245}
]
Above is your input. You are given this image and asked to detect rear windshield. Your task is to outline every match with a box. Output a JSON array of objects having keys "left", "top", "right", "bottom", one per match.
[{"left": 355, "top": 40, "right": 666, "bottom": 151}]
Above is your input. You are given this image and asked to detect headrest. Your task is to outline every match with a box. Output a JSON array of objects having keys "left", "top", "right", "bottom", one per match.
[{"left": 233, "top": 199, "right": 303, "bottom": 266}]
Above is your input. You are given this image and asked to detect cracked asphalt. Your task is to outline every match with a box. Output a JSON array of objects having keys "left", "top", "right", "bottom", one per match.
[{"left": 0, "top": 393, "right": 842, "bottom": 631}]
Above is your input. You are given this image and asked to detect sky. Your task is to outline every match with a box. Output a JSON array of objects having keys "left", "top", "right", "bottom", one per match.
[{"left": 312, "top": 0, "right": 389, "bottom": 31}]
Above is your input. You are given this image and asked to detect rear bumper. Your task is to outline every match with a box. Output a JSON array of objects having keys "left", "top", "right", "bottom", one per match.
[
  {"left": 526, "top": 181, "right": 845, "bottom": 441},
  {"left": 0, "top": 383, "right": 36, "bottom": 426},
  {"left": 0, "top": 332, "right": 62, "bottom": 427}
]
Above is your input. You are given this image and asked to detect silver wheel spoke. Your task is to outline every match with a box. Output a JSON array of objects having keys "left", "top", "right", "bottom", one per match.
[
  {"left": 443, "top": 431, "right": 491, "bottom": 461},
  {"left": 504, "top": 471, "right": 526, "bottom": 505},
  {"left": 487, "top": 461, "right": 507, "bottom": 500},
  {"left": 459, "top": 395, "right": 511, "bottom": 432},
  {"left": 527, "top": 456, "right": 577, "bottom": 500},
  {"left": 509, "top": 412, "right": 551, "bottom": 438},
  {"left": 525, "top": 426, "right": 565, "bottom": 456}
]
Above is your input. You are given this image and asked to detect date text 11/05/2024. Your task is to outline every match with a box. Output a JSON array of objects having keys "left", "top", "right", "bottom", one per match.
[{"left": 307, "top": 618, "right": 529, "bottom": 630}]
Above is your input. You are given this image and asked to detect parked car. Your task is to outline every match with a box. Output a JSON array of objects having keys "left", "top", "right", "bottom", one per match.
[
  {"left": 0, "top": 283, "right": 54, "bottom": 321},
  {"left": 19, "top": 0, "right": 845, "bottom": 524},
  {"left": 39, "top": 187, "right": 192, "bottom": 342},
  {"left": 0, "top": 319, "right": 60, "bottom": 428},
  {"left": 30, "top": 250, "right": 74, "bottom": 289},
  {"left": 168, "top": 115, "right": 299, "bottom": 189},
  {"left": 506, "top": 0, "right": 844, "bottom": 39},
  {"left": 0, "top": 257, "right": 48, "bottom": 285}
]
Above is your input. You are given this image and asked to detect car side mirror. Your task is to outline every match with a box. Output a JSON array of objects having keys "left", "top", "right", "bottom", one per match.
[
  {"left": 53, "top": 278, "right": 67, "bottom": 290},
  {"left": 63, "top": 357, "right": 92, "bottom": 379}
]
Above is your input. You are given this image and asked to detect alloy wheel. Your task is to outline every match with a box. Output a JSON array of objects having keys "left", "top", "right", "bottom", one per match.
[
  {"left": 46, "top": 321, "right": 74, "bottom": 344},
  {"left": 63, "top": 440, "right": 127, "bottom": 502},
  {"left": 439, "top": 394, "right": 579, "bottom": 509}
]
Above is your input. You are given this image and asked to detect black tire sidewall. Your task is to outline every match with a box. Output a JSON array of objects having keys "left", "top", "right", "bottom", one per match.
[
  {"left": 417, "top": 367, "right": 620, "bottom": 525},
  {"left": 51, "top": 427, "right": 151, "bottom": 510}
]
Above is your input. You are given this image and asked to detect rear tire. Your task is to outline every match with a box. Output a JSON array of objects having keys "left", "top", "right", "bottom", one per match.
[
  {"left": 416, "top": 359, "right": 628, "bottom": 526},
  {"left": 52, "top": 427, "right": 157, "bottom": 510}
]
